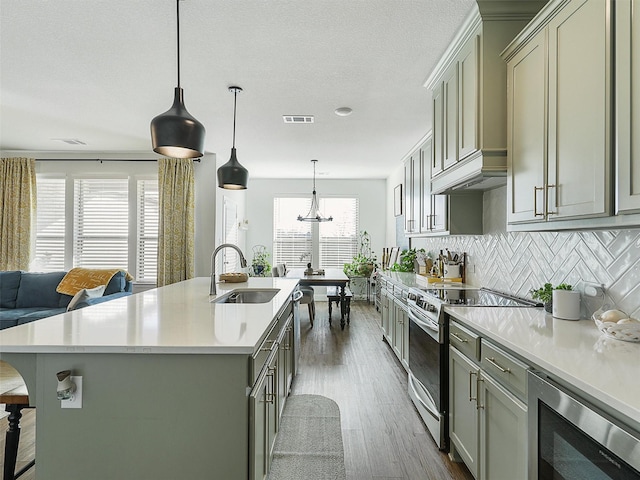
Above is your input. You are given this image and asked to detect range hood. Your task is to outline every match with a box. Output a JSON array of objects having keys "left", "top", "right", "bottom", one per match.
[{"left": 430, "top": 150, "right": 507, "bottom": 194}]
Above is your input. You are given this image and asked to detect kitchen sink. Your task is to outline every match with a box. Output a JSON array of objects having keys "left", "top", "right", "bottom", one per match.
[{"left": 211, "top": 288, "right": 280, "bottom": 304}]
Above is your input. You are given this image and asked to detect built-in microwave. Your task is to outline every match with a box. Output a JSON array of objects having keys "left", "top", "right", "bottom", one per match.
[{"left": 528, "top": 371, "right": 640, "bottom": 479}]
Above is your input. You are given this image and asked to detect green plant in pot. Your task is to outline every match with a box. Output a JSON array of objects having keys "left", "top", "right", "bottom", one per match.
[
  {"left": 390, "top": 248, "right": 425, "bottom": 273},
  {"left": 343, "top": 231, "right": 377, "bottom": 277},
  {"left": 251, "top": 245, "right": 271, "bottom": 277},
  {"left": 530, "top": 282, "right": 572, "bottom": 313}
]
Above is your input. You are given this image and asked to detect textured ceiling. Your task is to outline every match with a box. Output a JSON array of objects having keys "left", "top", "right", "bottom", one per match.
[{"left": 0, "top": 0, "right": 475, "bottom": 179}]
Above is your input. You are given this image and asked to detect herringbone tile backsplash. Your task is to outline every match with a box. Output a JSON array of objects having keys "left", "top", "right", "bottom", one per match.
[{"left": 410, "top": 187, "right": 640, "bottom": 319}]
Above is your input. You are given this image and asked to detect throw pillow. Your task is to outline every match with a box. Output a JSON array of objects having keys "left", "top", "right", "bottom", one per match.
[{"left": 67, "top": 285, "right": 106, "bottom": 312}]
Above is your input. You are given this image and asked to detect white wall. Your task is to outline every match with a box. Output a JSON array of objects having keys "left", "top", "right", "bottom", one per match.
[{"left": 245, "top": 178, "right": 386, "bottom": 266}]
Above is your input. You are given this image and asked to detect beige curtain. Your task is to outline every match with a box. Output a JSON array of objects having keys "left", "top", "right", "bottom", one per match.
[
  {"left": 157, "top": 158, "right": 195, "bottom": 286},
  {"left": 0, "top": 158, "right": 37, "bottom": 270}
]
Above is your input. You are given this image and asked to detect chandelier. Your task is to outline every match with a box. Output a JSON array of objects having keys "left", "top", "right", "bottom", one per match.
[{"left": 297, "top": 159, "right": 333, "bottom": 222}]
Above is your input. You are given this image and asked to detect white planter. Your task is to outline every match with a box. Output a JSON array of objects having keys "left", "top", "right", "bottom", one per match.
[{"left": 552, "top": 290, "right": 581, "bottom": 320}]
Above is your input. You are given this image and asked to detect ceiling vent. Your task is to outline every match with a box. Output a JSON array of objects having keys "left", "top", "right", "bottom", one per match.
[
  {"left": 283, "top": 115, "right": 314, "bottom": 124},
  {"left": 53, "top": 138, "right": 87, "bottom": 145}
]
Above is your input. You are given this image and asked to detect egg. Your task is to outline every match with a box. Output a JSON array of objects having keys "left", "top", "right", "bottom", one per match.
[
  {"left": 617, "top": 317, "right": 640, "bottom": 324},
  {"left": 600, "top": 309, "right": 628, "bottom": 323}
]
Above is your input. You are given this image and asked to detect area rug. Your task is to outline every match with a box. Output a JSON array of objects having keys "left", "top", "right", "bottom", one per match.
[{"left": 267, "top": 394, "right": 346, "bottom": 480}]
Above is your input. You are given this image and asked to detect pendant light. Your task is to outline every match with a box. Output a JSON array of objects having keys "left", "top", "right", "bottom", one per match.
[
  {"left": 297, "top": 159, "right": 333, "bottom": 222},
  {"left": 217, "top": 86, "right": 249, "bottom": 189},
  {"left": 150, "top": 0, "right": 205, "bottom": 159}
]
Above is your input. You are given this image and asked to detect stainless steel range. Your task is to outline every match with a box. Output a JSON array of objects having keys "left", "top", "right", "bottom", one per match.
[{"left": 406, "top": 286, "right": 540, "bottom": 450}]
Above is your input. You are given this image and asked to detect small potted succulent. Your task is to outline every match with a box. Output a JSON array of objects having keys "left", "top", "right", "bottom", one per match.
[{"left": 530, "top": 283, "right": 573, "bottom": 313}]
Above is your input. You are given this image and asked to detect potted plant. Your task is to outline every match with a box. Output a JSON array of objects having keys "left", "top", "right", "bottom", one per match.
[
  {"left": 530, "top": 283, "right": 573, "bottom": 313},
  {"left": 343, "top": 231, "right": 377, "bottom": 277},
  {"left": 390, "top": 248, "right": 425, "bottom": 273},
  {"left": 251, "top": 245, "right": 271, "bottom": 277}
]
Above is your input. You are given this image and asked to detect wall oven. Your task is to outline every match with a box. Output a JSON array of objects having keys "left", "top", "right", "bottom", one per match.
[
  {"left": 529, "top": 370, "right": 640, "bottom": 479},
  {"left": 407, "top": 286, "right": 540, "bottom": 451}
]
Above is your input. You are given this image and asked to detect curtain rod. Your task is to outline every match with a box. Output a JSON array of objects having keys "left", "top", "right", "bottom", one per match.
[{"left": 35, "top": 158, "right": 201, "bottom": 162}]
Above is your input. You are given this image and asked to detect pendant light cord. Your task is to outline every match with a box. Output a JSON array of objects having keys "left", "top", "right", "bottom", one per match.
[
  {"left": 232, "top": 89, "right": 237, "bottom": 148},
  {"left": 176, "top": 0, "right": 181, "bottom": 88}
]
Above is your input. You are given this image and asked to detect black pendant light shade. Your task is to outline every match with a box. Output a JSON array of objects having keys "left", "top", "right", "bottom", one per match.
[
  {"left": 217, "top": 86, "right": 249, "bottom": 189},
  {"left": 150, "top": 0, "right": 205, "bottom": 159},
  {"left": 151, "top": 87, "right": 205, "bottom": 158}
]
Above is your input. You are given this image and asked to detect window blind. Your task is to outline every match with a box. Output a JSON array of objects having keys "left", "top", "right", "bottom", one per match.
[
  {"left": 319, "top": 197, "right": 359, "bottom": 268},
  {"left": 137, "top": 179, "right": 158, "bottom": 281},
  {"left": 273, "top": 197, "right": 312, "bottom": 268},
  {"left": 73, "top": 178, "right": 129, "bottom": 269},
  {"left": 34, "top": 178, "right": 66, "bottom": 271}
]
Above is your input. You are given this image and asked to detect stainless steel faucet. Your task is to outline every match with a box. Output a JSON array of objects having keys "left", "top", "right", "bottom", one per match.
[{"left": 210, "top": 243, "right": 248, "bottom": 295}]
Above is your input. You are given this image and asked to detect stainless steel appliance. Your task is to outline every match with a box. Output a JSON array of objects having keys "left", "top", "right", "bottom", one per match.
[
  {"left": 407, "top": 286, "right": 539, "bottom": 450},
  {"left": 528, "top": 370, "right": 640, "bottom": 479},
  {"left": 291, "top": 288, "right": 303, "bottom": 375}
]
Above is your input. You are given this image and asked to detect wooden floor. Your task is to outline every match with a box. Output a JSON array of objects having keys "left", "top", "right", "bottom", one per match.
[
  {"left": 0, "top": 300, "right": 472, "bottom": 480},
  {"left": 293, "top": 300, "right": 473, "bottom": 480}
]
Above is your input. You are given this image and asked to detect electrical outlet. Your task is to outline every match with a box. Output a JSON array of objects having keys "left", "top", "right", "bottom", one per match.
[
  {"left": 61, "top": 376, "right": 82, "bottom": 409},
  {"left": 584, "top": 282, "right": 605, "bottom": 297}
]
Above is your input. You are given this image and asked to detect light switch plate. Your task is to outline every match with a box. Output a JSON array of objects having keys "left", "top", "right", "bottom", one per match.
[{"left": 61, "top": 376, "right": 82, "bottom": 409}]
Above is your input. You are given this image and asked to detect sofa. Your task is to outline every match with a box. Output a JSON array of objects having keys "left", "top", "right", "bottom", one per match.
[{"left": 0, "top": 270, "right": 133, "bottom": 330}]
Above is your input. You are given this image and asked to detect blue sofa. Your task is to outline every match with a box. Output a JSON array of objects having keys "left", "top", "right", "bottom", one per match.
[{"left": 0, "top": 270, "right": 132, "bottom": 330}]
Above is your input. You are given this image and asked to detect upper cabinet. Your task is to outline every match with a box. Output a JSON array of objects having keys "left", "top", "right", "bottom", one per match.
[
  {"left": 403, "top": 133, "right": 483, "bottom": 237},
  {"left": 425, "top": 2, "right": 545, "bottom": 195},
  {"left": 503, "top": 0, "right": 612, "bottom": 227},
  {"left": 616, "top": 0, "right": 640, "bottom": 214}
]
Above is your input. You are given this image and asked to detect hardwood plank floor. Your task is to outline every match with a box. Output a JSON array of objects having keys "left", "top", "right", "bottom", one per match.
[
  {"left": 293, "top": 300, "right": 473, "bottom": 480},
  {"left": 0, "top": 300, "right": 472, "bottom": 480}
]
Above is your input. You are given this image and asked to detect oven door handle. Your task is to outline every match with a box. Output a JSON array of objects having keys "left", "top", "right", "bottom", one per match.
[{"left": 409, "top": 309, "right": 440, "bottom": 336}]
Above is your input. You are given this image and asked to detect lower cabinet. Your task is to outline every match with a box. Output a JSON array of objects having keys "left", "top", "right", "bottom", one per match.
[
  {"left": 392, "top": 298, "right": 409, "bottom": 370},
  {"left": 249, "top": 309, "right": 295, "bottom": 480},
  {"left": 449, "top": 324, "right": 528, "bottom": 480},
  {"left": 250, "top": 346, "right": 279, "bottom": 480}
]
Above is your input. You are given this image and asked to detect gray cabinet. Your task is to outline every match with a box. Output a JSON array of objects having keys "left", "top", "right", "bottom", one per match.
[
  {"left": 250, "top": 346, "right": 278, "bottom": 480},
  {"left": 426, "top": 4, "right": 536, "bottom": 195},
  {"left": 504, "top": 0, "right": 612, "bottom": 227},
  {"left": 404, "top": 133, "right": 483, "bottom": 237},
  {"left": 250, "top": 302, "right": 295, "bottom": 480},
  {"left": 616, "top": 0, "right": 640, "bottom": 214},
  {"left": 449, "top": 321, "right": 528, "bottom": 480}
]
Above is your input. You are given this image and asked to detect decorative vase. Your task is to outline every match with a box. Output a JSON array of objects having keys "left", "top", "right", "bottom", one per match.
[
  {"left": 544, "top": 301, "right": 552, "bottom": 313},
  {"left": 552, "top": 290, "right": 581, "bottom": 320}
]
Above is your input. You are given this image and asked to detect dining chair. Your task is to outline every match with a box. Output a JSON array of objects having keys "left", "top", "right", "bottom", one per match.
[{"left": 272, "top": 264, "right": 315, "bottom": 326}]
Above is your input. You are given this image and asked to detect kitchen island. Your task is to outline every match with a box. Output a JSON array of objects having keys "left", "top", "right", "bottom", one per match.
[{"left": 0, "top": 277, "right": 300, "bottom": 479}]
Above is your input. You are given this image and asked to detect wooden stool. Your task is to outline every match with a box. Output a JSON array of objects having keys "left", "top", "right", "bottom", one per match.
[
  {"left": 326, "top": 286, "right": 352, "bottom": 326},
  {"left": 1, "top": 361, "right": 34, "bottom": 480}
]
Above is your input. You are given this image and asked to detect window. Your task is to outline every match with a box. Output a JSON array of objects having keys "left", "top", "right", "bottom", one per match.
[
  {"left": 137, "top": 180, "right": 159, "bottom": 282},
  {"left": 74, "top": 178, "right": 129, "bottom": 269},
  {"left": 319, "top": 198, "right": 359, "bottom": 268},
  {"left": 273, "top": 196, "right": 358, "bottom": 269},
  {"left": 33, "top": 178, "right": 66, "bottom": 271},
  {"left": 34, "top": 175, "right": 158, "bottom": 282},
  {"left": 273, "top": 197, "right": 312, "bottom": 268}
]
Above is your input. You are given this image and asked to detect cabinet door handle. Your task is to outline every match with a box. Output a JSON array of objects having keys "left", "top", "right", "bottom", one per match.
[
  {"left": 451, "top": 332, "right": 468, "bottom": 343},
  {"left": 485, "top": 356, "right": 510, "bottom": 373},
  {"left": 266, "top": 367, "right": 276, "bottom": 404},
  {"left": 534, "top": 186, "right": 545, "bottom": 217},
  {"left": 546, "top": 184, "right": 557, "bottom": 215},
  {"left": 468, "top": 370, "right": 477, "bottom": 403},
  {"left": 476, "top": 376, "right": 485, "bottom": 410}
]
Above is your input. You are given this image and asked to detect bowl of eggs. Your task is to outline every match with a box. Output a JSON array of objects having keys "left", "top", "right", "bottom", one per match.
[{"left": 592, "top": 308, "right": 640, "bottom": 343}]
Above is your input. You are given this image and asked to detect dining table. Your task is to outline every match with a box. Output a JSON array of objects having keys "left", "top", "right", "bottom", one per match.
[{"left": 285, "top": 268, "right": 350, "bottom": 330}]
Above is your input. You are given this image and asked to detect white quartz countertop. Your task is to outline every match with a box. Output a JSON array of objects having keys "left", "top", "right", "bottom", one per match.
[
  {"left": 0, "top": 277, "right": 300, "bottom": 354},
  {"left": 445, "top": 305, "right": 640, "bottom": 428}
]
